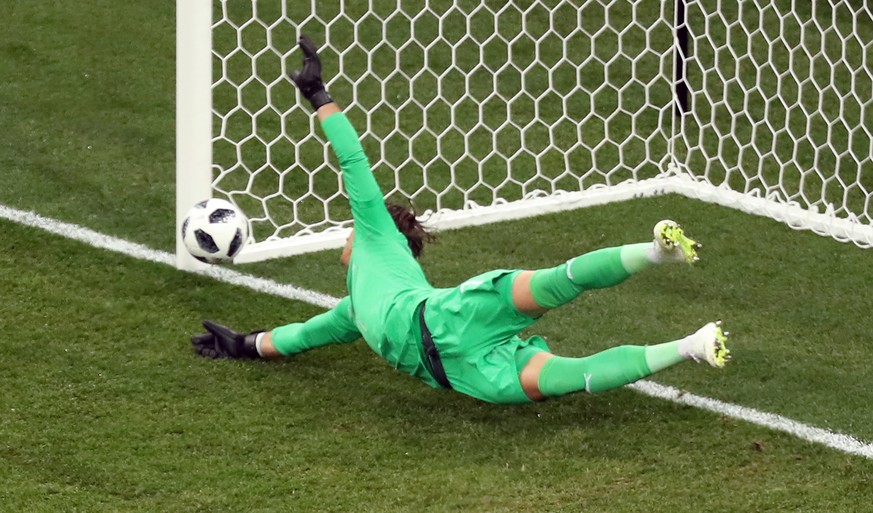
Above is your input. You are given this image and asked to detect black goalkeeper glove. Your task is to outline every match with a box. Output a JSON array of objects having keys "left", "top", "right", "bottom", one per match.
[
  {"left": 191, "top": 320, "right": 262, "bottom": 359},
  {"left": 289, "top": 35, "right": 333, "bottom": 111}
]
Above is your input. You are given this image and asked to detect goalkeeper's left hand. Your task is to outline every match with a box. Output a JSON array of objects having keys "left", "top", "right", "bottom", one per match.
[{"left": 191, "top": 320, "right": 262, "bottom": 359}]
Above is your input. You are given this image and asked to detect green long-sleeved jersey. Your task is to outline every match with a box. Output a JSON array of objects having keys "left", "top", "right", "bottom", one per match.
[
  {"left": 271, "top": 113, "right": 550, "bottom": 404},
  {"left": 271, "top": 113, "right": 440, "bottom": 387}
]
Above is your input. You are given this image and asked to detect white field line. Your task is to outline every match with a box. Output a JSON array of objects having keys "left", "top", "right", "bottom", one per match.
[
  {"left": 3, "top": 203, "right": 873, "bottom": 459},
  {"left": 0, "top": 205, "right": 339, "bottom": 310},
  {"left": 628, "top": 381, "right": 873, "bottom": 459}
]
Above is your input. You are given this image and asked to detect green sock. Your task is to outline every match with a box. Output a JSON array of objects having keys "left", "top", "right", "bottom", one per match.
[
  {"left": 537, "top": 345, "right": 652, "bottom": 396},
  {"left": 530, "top": 245, "right": 647, "bottom": 309}
]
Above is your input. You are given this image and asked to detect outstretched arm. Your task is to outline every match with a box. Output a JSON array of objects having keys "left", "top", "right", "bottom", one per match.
[
  {"left": 259, "top": 296, "right": 361, "bottom": 357},
  {"left": 192, "top": 296, "right": 361, "bottom": 359},
  {"left": 289, "top": 35, "right": 401, "bottom": 243}
]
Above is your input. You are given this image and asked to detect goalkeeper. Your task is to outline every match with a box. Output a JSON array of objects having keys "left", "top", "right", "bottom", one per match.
[{"left": 192, "top": 36, "right": 731, "bottom": 404}]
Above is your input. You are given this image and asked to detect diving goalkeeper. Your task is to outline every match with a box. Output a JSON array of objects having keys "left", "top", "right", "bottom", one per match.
[{"left": 191, "top": 36, "right": 731, "bottom": 404}]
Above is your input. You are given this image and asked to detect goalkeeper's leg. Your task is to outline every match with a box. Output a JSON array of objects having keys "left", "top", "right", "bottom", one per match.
[
  {"left": 518, "top": 321, "right": 730, "bottom": 401},
  {"left": 512, "top": 220, "right": 700, "bottom": 316}
]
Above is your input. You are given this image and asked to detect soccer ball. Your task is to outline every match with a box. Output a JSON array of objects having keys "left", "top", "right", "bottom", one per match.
[{"left": 181, "top": 198, "right": 249, "bottom": 264}]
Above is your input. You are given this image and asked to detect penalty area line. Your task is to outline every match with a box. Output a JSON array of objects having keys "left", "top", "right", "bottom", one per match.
[{"left": 3, "top": 203, "right": 873, "bottom": 459}]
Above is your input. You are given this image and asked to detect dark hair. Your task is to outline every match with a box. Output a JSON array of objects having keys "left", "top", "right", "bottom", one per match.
[{"left": 387, "top": 202, "right": 436, "bottom": 259}]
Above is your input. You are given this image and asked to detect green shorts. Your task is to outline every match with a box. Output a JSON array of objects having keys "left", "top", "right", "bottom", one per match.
[{"left": 424, "top": 269, "right": 552, "bottom": 404}]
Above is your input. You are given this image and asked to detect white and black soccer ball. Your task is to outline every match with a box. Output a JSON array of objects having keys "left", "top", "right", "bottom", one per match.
[{"left": 181, "top": 198, "right": 249, "bottom": 264}]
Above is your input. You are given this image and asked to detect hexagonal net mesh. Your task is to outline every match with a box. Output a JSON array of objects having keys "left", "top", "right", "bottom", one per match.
[
  {"left": 195, "top": 0, "right": 872, "bottom": 262},
  {"left": 673, "top": 1, "right": 873, "bottom": 247}
]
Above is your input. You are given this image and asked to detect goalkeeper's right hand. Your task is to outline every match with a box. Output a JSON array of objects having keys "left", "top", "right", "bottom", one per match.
[
  {"left": 191, "top": 320, "right": 262, "bottom": 359},
  {"left": 289, "top": 34, "right": 333, "bottom": 111}
]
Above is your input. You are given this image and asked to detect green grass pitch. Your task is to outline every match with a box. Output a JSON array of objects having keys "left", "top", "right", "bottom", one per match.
[{"left": 2, "top": 1, "right": 873, "bottom": 512}]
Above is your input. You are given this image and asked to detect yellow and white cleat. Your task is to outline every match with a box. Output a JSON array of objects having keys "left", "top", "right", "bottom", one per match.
[
  {"left": 654, "top": 219, "right": 701, "bottom": 264},
  {"left": 684, "top": 321, "right": 731, "bottom": 368}
]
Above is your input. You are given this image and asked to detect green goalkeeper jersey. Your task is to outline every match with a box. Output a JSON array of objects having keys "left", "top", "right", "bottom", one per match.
[
  {"left": 274, "top": 113, "right": 439, "bottom": 386},
  {"left": 271, "top": 113, "right": 548, "bottom": 403}
]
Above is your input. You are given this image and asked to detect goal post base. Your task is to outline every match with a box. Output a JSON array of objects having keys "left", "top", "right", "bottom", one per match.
[
  {"left": 234, "top": 173, "right": 873, "bottom": 264},
  {"left": 234, "top": 177, "right": 673, "bottom": 264},
  {"left": 669, "top": 174, "right": 873, "bottom": 249}
]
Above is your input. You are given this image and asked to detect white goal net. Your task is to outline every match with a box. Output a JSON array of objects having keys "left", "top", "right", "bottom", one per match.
[{"left": 176, "top": 0, "right": 872, "bottom": 267}]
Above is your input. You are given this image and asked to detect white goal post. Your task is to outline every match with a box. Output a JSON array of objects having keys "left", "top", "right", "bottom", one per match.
[{"left": 176, "top": 0, "right": 873, "bottom": 268}]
